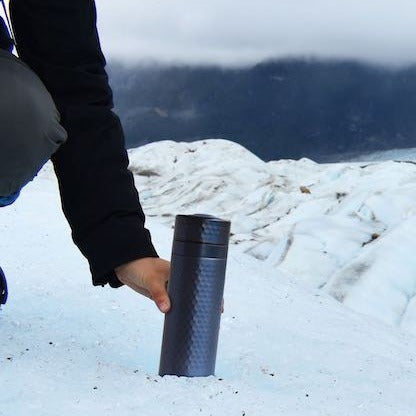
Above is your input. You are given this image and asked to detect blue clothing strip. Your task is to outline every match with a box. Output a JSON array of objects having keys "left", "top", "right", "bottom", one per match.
[{"left": 0, "top": 190, "right": 20, "bottom": 207}]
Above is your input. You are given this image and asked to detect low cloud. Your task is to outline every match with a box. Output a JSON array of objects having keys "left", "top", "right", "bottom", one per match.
[
  {"left": 2, "top": 1, "right": 414, "bottom": 67},
  {"left": 95, "top": 0, "right": 416, "bottom": 67}
]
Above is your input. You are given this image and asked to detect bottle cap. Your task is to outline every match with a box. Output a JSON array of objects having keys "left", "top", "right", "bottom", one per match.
[{"left": 173, "top": 214, "right": 231, "bottom": 246}]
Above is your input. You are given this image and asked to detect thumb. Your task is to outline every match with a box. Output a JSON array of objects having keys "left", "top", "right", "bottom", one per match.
[{"left": 148, "top": 280, "right": 171, "bottom": 313}]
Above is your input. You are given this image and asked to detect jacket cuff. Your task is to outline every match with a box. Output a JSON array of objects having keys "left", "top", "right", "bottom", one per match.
[{"left": 76, "top": 215, "right": 159, "bottom": 287}]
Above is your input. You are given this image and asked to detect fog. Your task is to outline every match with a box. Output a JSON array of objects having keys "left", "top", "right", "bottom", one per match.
[
  {"left": 96, "top": 0, "right": 416, "bottom": 67},
  {"left": 1, "top": 1, "right": 415, "bottom": 67}
]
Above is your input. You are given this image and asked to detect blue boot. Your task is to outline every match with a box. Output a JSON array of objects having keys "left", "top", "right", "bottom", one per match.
[{"left": 0, "top": 267, "right": 8, "bottom": 305}]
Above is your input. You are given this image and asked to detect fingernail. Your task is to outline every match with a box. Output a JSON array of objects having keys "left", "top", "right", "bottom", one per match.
[{"left": 159, "top": 301, "right": 170, "bottom": 313}]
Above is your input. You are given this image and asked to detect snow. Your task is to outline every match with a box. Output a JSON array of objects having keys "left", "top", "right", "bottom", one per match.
[
  {"left": 129, "top": 140, "right": 416, "bottom": 332},
  {"left": 1, "top": 139, "right": 416, "bottom": 415}
]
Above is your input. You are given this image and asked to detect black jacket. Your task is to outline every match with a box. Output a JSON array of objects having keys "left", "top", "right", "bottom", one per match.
[{"left": 1, "top": 1, "right": 159, "bottom": 287}]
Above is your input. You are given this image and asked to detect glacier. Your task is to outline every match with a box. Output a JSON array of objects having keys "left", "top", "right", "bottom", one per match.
[{"left": 1, "top": 139, "right": 416, "bottom": 415}]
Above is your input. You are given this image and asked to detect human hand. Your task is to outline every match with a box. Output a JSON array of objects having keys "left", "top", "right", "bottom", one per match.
[
  {"left": 115, "top": 257, "right": 225, "bottom": 314},
  {"left": 115, "top": 257, "right": 171, "bottom": 313}
]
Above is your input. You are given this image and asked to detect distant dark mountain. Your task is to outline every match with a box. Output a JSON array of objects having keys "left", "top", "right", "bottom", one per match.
[{"left": 107, "top": 59, "right": 416, "bottom": 162}]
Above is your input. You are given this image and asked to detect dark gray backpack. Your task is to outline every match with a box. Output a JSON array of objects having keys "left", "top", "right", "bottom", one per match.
[{"left": 0, "top": 49, "right": 67, "bottom": 197}]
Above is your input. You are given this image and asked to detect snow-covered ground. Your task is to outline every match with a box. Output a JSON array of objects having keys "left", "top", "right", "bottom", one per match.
[
  {"left": 1, "top": 139, "right": 416, "bottom": 415},
  {"left": 130, "top": 139, "right": 416, "bottom": 332}
]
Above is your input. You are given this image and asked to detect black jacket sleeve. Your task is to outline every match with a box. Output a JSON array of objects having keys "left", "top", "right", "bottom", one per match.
[{"left": 10, "top": 0, "right": 159, "bottom": 287}]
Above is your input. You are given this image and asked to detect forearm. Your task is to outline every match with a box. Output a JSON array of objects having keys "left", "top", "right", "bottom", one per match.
[{"left": 10, "top": 0, "right": 158, "bottom": 286}]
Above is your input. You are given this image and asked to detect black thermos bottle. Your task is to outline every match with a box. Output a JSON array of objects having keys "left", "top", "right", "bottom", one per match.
[{"left": 159, "top": 214, "right": 231, "bottom": 377}]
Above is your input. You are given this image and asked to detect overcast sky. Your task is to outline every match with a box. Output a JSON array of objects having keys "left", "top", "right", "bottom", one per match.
[
  {"left": 93, "top": 0, "right": 416, "bottom": 67},
  {"left": 2, "top": 1, "right": 416, "bottom": 67}
]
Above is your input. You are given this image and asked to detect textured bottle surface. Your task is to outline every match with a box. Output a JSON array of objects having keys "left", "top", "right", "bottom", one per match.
[
  {"left": 159, "top": 255, "right": 227, "bottom": 377},
  {"left": 159, "top": 214, "right": 230, "bottom": 377}
]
